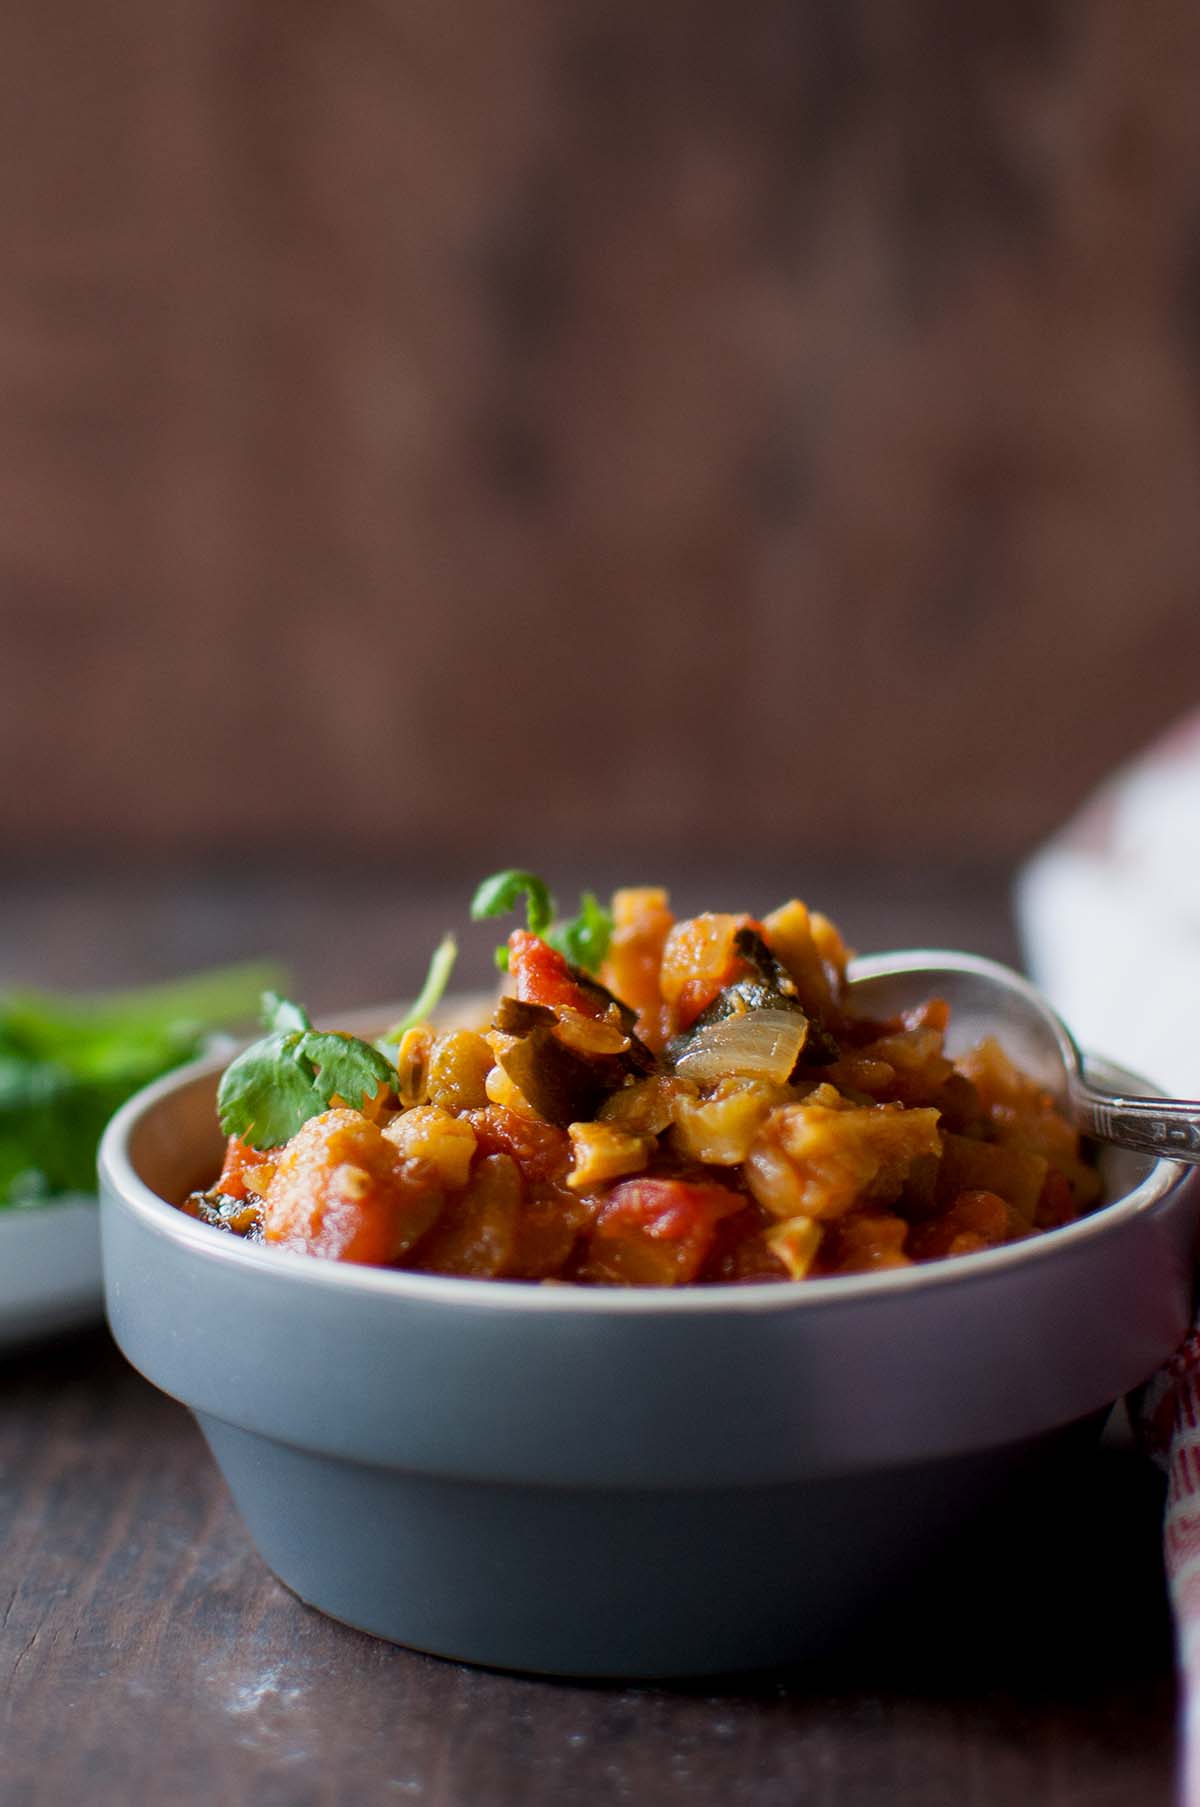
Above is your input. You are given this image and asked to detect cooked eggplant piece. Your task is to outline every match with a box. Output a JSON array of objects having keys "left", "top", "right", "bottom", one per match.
[
  {"left": 789, "top": 1014, "right": 839, "bottom": 1067},
  {"left": 497, "top": 1027, "right": 614, "bottom": 1127},
  {"left": 613, "top": 1026, "right": 657, "bottom": 1077},
  {"left": 667, "top": 928, "right": 840, "bottom": 1077},
  {"left": 732, "top": 927, "right": 800, "bottom": 999},
  {"left": 564, "top": 965, "right": 640, "bottom": 1035},
  {"left": 735, "top": 927, "right": 840, "bottom": 1065},
  {"left": 496, "top": 990, "right": 653, "bottom": 1085},
  {"left": 492, "top": 996, "right": 557, "bottom": 1035},
  {"left": 732, "top": 927, "right": 839, "bottom": 1063},
  {"left": 495, "top": 984, "right": 656, "bottom": 1123}
]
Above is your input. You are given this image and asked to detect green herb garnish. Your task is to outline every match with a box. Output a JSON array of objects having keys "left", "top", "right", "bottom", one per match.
[
  {"left": 548, "top": 891, "right": 613, "bottom": 973},
  {"left": 470, "top": 871, "right": 612, "bottom": 975},
  {"left": 217, "top": 993, "right": 400, "bottom": 1151},
  {"left": 0, "top": 963, "right": 282, "bottom": 1208},
  {"left": 260, "top": 991, "right": 311, "bottom": 1035},
  {"left": 470, "top": 871, "right": 556, "bottom": 969},
  {"left": 380, "top": 934, "right": 458, "bottom": 1045}
]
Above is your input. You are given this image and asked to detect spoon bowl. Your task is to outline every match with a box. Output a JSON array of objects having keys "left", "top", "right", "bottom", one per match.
[{"left": 848, "top": 950, "right": 1200, "bottom": 1164}]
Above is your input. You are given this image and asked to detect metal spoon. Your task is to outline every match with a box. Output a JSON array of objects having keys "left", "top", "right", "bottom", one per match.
[{"left": 847, "top": 949, "right": 1200, "bottom": 1164}]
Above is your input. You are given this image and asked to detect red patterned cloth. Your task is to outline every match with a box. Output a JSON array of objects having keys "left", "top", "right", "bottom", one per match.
[{"left": 1135, "top": 1334, "right": 1200, "bottom": 1805}]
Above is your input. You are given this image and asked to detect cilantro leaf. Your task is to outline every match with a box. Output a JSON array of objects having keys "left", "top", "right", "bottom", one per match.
[
  {"left": 380, "top": 935, "right": 458, "bottom": 1045},
  {"left": 217, "top": 1032, "right": 326, "bottom": 1150},
  {"left": 470, "top": 870, "right": 556, "bottom": 934},
  {"left": 547, "top": 891, "right": 613, "bottom": 974},
  {"left": 471, "top": 871, "right": 556, "bottom": 969},
  {"left": 469, "top": 871, "right": 614, "bottom": 975},
  {"left": 262, "top": 992, "right": 311, "bottom": 1034},
  {"left": 217, "top": 996, "right": 400, "bottom": 1151}
]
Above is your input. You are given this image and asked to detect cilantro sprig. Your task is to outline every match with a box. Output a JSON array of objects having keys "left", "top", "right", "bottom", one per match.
[
  {"left": 380, "top": 934, "right": 458, "bottom": 1045},
  {"left": 217, "top": 993, "right": 400, "bottom": 1151},
  {"left": 552, "top": 890, "right": 611, "bottom": 971},
  {"left": 470, "top": 871, "right": 613, "bottom": 975},
  {"left": 470, "top": 871, "right": 554, "bottom": 968}
]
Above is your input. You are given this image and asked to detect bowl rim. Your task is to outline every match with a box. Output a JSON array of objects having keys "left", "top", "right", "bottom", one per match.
[{"left": 98, "top": 1018, "right": 1192, "bottom": 1319}]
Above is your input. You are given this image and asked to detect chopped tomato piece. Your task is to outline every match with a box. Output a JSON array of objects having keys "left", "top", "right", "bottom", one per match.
[
  {"left": 823, "top": 1213, "right": 911, "bottom": 1274},
  {"left": 507, "top": 929, "right": 604, "bottom": 1017},
  {"left": 907, "top": 1189, "right": 1026, "bottom": 1261},
  {"left": 578, "top": 1177, "right": 744, "bottom": 1285},
  {"left": 700, "top": 1203, "right": 789, "bottom": 1284},
  {"left": 411, "top": 1152, "right": 523, "bottom": 1278},
  {"left": 262, "top": 1109, "right": 442, "bottom": 1265},
  {"left": 508, "top": 1183, "right": 595, "bottom": 1279},
  {"left": 464, "top": 1104, "right": 572, "bottom": 1186},
  {"left": 215, "top": 1134, "right": 272, "bottom": 1201},
  {"left": 659, "top": 914, "right": 759, "bottom": 1032}
]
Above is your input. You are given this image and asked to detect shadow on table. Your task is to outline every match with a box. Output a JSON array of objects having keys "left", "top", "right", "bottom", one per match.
[
  {"left": 663, "top": 1413, "right": 1173, "bottom": 1705},
  {"left": 0, "top": 1323, "right": 122, "bottom": 1383}
]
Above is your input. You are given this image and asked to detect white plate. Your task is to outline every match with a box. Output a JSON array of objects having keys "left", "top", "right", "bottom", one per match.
[
  {"left": 0, "top": 1198, "right": 104, "bottom": 1351},
  {"left": 0, "top": 1001, "right": 484, "bottom": 1354}
]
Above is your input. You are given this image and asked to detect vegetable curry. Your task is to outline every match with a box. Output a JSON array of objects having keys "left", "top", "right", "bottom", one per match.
[{"left": 183, "top": 876, "right": 1100, "bottom": 1285}]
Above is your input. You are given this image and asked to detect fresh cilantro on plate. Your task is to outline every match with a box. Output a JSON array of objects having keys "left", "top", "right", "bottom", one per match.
[{"left": 0, "top": 963, "right": 281, "bottom": 1208}]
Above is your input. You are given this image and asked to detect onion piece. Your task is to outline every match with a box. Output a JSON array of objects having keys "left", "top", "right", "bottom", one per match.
[{"left": 673, "top": 1008, "right": 807, "bottom": 1085}]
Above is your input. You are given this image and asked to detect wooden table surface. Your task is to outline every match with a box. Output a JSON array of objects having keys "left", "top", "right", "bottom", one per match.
[{"left": 0, "top": 863, "right": 1182, "bottom": 1805}]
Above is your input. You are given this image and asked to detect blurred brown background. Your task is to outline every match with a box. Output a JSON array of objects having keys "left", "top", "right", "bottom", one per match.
[{"left": 5, "top": 1, "right": 1200, "bottom": 874}]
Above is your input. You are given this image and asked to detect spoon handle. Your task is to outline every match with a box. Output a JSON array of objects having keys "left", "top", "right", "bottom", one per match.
[{"left": 1071, "top": 1079, "right": 1200, "bottom": 1163}]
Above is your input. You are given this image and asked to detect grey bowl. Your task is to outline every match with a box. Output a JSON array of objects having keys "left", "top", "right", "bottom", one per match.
[{"left": 98, "top": 1038, "right": 1198, "bottom": 1678}]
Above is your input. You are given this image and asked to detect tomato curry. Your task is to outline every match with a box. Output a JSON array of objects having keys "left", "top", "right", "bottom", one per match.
[{"left": 182, "top": 883, "right": 1100, "bottom": 1285}]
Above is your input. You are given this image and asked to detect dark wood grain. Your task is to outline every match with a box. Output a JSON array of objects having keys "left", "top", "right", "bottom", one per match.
[
  {"left": 4, "top": 2, "right": 1200, "bottom": 864},
  {"left": 0, "top": 865, "right": 1181, "bottom": 1803}
]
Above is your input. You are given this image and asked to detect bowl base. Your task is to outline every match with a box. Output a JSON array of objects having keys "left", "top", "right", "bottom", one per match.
[{"left": 197, "top": 1411, "right": 1101, "bottom": 1678}]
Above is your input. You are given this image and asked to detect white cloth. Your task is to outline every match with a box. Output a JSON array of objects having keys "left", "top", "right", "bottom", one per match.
[{"left": 1017, "top": 712, "right": 1200, "bottom": 1098}]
